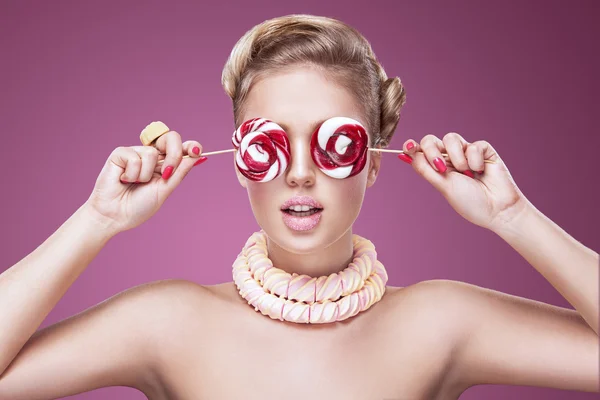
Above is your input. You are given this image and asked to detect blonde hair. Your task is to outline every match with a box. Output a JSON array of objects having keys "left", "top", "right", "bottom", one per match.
[{"left": 221, "top": 14, "right": 406, "bottom": 149}]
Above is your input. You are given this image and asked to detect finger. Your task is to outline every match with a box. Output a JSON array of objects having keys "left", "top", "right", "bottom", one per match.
[
  {"left": 442, "top": 132, "right": 471, "bottom": 173},
  {"left": 397, "top": 139, "right": 416, "bottom": 164},
  {"left": 154, "top": 130, "right": 183, "bottom": 179},
  {"left": 465, "top": 141, "right": 485, "bottom": 173},
  {"left": 151, "top": 140, "right": 203, "bottom": 175},
  {"left": 182, "top": 140, "right": 204, "bottom": 158},
  {"left": 403, "top": 136, "right": 448, "bottom": 191},
  {"left": 159, "top": 153, "right": 208, "bottom": 197},
  {"left": 420, "top": 134, "right": 448, "bottom": 173},
  {"left": 105, "top": 147, "right": 142, "bottom": 184},
  {"left": 129, "top": 146, "right": 160, "bottom": 182},
  {"left": 404, "top": 139, "right": 417, "bottom": 154},
  {"left": 468, "top": 140, "right": 501, "bottom": 174}
]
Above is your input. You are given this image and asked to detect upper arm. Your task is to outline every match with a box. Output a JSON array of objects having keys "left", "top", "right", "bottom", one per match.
[
  {"left": 0, "top": 279, "right": 207, "bottom": 400},
  {"left": 429, "top": 279, "right": 599, "bottom": 393}
]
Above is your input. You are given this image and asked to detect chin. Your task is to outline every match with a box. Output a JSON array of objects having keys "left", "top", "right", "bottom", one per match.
[
  {"left": 279, "top": 236, "right": 328, "bottom": 255},
  {"left": 283, "top": 224, "right": 350, "bottom": 254}
]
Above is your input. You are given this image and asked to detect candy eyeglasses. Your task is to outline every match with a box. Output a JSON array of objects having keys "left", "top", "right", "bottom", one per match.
[{"left": 149, "top": 117, "right": 494, "bottom": 182}]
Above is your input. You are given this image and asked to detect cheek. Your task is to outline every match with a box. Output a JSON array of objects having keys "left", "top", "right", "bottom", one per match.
[
  {"left": 328, "top": 173, "right": 367, "bottom": 213},
  {"left": 247, "top": 181, "right": 278, "bottom": 212}
]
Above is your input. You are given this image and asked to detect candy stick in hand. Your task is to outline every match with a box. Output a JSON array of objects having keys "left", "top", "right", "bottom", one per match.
[
  {"left": 158, "top": 147, "right": 493, "bottom": 164},
  {"left": 370, "top": 148, "right": 495, "bottom": 164},
  {"left": 156, "top": 148, "right": 235, "bottom": 165}
]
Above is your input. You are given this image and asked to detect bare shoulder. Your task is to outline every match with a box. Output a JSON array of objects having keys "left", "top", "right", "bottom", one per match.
[
  {"left": 385, "top": 279, "right": 470, "bottom": 314},
  {"left": 400, "top": 277, "right": 584, "bottom": 325},
  {"left": 391, "top": 279, "right": 598, "bottom": 393},
  {"left": 108, "top": 279, "right": 212, "bottom": 322},
  {"left": 104, "top": 279, "right": 216, "bottom": 358},
  {"left": 389, "top": 278, "right": 495, "bottom": 312},
  {"left": 128, "top": 278, "right": 208, "bottom": 297},
  {"left": 119, "top": 279, "right": 218, "bottom": 394},
  {"left": 124, "top": 278, "right": 215, "bottom": 326},
  {"left": 386, "top": 278, "right": 517, "bottom": 331},
  {"left": 128, "top": 278, "right": 211, "bottom": 305},
  {"left": 382, "top": 280, "right": 481, "bottom": 359},
  {"left": 379, "top": 280, "right": 487, "bottom": 397},
  {"left": 0, "top": 279, "right": 214, "bottom": 400},
  {"left": 406, "top": 281, "right": 599, "bottom": 392},
  {"left": 377, "top": 280, "right": 473, "bottom": 346}
]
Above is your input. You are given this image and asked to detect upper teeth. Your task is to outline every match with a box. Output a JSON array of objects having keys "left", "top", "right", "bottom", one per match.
[{"left": 287, "top": 205, "right": 315, "bottom": 212}]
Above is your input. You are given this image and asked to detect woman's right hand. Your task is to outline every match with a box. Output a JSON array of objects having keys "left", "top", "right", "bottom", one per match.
[{"left": 85, "top": 131, "right": 208, "bottom": 233}]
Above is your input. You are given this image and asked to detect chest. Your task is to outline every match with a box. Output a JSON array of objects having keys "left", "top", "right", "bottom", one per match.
[{"left": 151, "top": 294, "right": 459, "bottom": 400}]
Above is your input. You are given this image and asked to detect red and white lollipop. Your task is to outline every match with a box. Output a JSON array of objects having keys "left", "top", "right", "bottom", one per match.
[
  {"left": 232, "top": 118, "right": 291, "bottom": 182},
  {"left": 150, "top": 118, "right": 495, "bottom": 178},
  {"left": 310, "top": 117, "right": 369, "bottom": 179}
]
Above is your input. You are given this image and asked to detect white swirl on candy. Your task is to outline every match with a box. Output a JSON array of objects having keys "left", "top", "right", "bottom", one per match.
[
  {"left": 310, "top": 117, "right": 369, "bottom": 179},
  {"left": 232, "top": 118, "right": 291, "bottom": 182}
]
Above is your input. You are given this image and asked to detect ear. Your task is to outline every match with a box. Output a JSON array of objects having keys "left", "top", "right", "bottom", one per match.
[
  {"left": 366, "top": 151, "right": 381, "bottom": 188},
  {"left": 234, "top": 155, "right": 247, "bottom": 188}
]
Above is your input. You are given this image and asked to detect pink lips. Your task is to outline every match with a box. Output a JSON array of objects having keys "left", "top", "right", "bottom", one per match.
[
  {"left": 281, "top": 209, "right": 322, "bottom": 231},
  {"left": 280, "top": 195, "right": 324, "bottom": 210},
  {"left": 280, "top": 195, "right": 324, "bottom": 231}
]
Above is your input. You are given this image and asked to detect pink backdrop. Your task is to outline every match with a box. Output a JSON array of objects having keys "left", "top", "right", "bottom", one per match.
[{"left": 1, "top": 0, "right": 598, "bottom": 398}]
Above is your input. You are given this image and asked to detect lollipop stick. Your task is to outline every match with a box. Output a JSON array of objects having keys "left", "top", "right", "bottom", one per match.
[
  {"left": 156, "top": 148, "right": 236, "bottom": 165},
  {"left": 199, "top": 148, "right": 237, "bottom": 156},
  {"left": 369, "top": 148, "right": 406, "bottom": 153},
  {"left": 369, "top": 148, "right": 495, "bottom": 164},
  {"left": 156, "top": 147, "right": 494, "bottom": 165}
]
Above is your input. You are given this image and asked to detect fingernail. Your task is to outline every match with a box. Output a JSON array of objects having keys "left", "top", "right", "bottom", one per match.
[
  {"left": 194, "top": 156, "right": 208, "bottom": 166},
  {"left": 406, "top": 141, "right": 415, "bottom": 151},
  {"left": 477, "top": 170, "right": 484, "bottom": 174},
  {"left": 192, "top": 146, "right": 200, "bottom": 155},
  {"left": 162, "top": 166, "right": 174, "bottom": 179},
  {"left": 397, "top": 154, "right": 413, "bottom": 164},
  {"left": 463, "top": 170, "right": 475, "bottom": 179},
  {"left": 433, "top": 157, "right": 447, "bottom": 173}
]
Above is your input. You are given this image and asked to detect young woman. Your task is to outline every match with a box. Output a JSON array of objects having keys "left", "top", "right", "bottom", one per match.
[{"left": 0, "top": 14, "right": 597, "bottom": 400}]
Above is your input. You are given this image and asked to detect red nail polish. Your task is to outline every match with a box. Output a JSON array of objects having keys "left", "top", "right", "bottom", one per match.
[
  {"left": 433, "top": 157, "right": 447, "bottom": 173},
  {"left": 477, "top": 170, "right": 484, "bottom": 174},
  {"left": 194, "top": 156, "right": 208, "bottom": 166},
  {"left": 397, "top": 154, "right": 413, "bottom": 164},
  {"left": 192, "top": 146, "right": 200, "bottom": 155},
  {"left": 162, "top": 166, "right": 174, "bottom": 179},
  {"left": 406, "top": 142, "right": 414, "bottom": 151},
  {"left": 463, "top": 170, "right": 474, "bottom": 178}
]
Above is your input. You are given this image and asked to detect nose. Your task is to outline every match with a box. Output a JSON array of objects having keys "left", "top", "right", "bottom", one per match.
[{"left": 285, "top": 139, "right": 316, "bottom": 187}]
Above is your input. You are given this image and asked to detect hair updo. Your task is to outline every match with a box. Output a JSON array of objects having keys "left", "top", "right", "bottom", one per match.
[{"left": 221, "top": 14, "right": 406, "bottom": 149}]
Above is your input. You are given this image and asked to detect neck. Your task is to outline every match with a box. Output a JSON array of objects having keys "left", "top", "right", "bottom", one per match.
[{"left": 265, "top": 229, "right": 354, "bottom": 277}]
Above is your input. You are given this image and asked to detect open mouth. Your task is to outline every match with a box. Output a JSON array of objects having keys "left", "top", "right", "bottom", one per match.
[{"left": 282, "top": 208, "right": 323, "bottom": 217}]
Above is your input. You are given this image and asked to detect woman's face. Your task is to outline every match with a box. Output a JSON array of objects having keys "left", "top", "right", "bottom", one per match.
[{"left": 235, "top": 65, "right": 381, "bottom": 254}]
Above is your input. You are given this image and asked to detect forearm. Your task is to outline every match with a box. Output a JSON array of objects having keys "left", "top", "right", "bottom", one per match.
[
  {"left": 0, "top": 202, "right": 119, "bottom": 374},
  {"left": 492, "top": 201, "right": 599, "bottom": 335}
]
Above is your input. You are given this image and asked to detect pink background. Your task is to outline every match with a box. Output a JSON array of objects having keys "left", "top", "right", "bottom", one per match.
[{"left": 1, "top": 0, "right": 598, "bottom": 398}]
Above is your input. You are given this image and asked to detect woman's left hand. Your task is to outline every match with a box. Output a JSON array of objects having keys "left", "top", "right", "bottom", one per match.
[{"left": 397, "top": 132, "right": 530, "bottom": 231}]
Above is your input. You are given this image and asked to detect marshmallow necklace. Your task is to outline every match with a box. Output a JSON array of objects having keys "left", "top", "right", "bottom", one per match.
[{"left": 232, "top": 230, "right": 389, "bottom": 324}]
